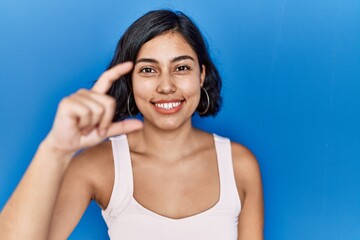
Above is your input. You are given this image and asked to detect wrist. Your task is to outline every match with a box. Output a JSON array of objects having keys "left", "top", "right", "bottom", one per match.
[{"left": 39, "top": 137, "right": 77, "bottom": 163}]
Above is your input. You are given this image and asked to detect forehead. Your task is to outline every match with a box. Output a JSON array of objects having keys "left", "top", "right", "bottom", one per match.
[{"left": 136, "top": 32, "right": 198, "bottom": 61}]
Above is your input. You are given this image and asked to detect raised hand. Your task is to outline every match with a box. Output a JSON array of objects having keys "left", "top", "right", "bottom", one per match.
[{"left": 45, "top": 62, "right": 143, "bottom": 154}]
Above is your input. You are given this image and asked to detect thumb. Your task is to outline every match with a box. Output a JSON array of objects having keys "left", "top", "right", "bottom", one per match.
[{"left": 105, "top": 119, "right": 143, "bottom": 138}]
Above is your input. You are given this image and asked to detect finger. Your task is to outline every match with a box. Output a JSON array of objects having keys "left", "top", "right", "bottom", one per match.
[
  {"left": 59, "top": 97, "right": 92, "bottom": 131},
  {"left": 77, "top": 90, "right": 116, "bottom": 133},
  {"left": 105, "top": 119, "right": 143, "bottom": 138},
  {"left": 69, "top": 100, "right": 95, "bottom": 134},
  {"left": 97, "top": 95, "right": 115, "bottom": 133},
  {"left": 73, "top": 94, "right": 105, "bottom": 134},
  {"left": 92, "top": 61, "right": 133, "bottom": 94}
]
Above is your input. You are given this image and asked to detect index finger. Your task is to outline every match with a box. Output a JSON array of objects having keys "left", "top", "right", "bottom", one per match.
[{"left": 92, "top": 61, "right": 133, "bottom": 93}]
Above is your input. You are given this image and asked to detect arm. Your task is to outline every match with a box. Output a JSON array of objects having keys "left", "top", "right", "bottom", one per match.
[
  {"left": 0, "top": 62, "right": 142, "bottom": 240},
  {"left": 48, "top": 142, "right": 114, "bottom": 240},
  {"left": 232, "top": 143, "right": 264, "bottom": 240},
  {"left": 0, "top": 142, "right": 74, "bottom": 240}
]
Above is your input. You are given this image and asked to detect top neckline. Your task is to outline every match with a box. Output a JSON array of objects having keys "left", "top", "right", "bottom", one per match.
[{"left": 123, "top": 133, "right": 224, "bottom": 222}]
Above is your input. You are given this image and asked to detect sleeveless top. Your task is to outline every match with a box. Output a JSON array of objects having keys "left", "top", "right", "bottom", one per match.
[{"left": 101, "top": 134, "right": 241, "bottom": 239}]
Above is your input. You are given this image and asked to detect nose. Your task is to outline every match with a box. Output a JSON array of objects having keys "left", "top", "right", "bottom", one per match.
[{"left": 156, "top": 72, "right": 176, "bottom": 94}]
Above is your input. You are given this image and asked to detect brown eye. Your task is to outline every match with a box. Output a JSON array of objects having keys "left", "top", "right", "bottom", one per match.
[
  {"left": 140, "top": 67, "right": 155, "bottom": 73},
  {"left": 176, "top": 65, "right": 190, "bottom": 71}
]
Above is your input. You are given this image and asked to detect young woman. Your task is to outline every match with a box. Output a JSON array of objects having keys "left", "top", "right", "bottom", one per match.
[{"left": 0, "top": 10, "right": 263, "bottom": 239}]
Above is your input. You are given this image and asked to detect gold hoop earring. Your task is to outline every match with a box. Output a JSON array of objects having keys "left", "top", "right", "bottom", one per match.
[{"left": 198, "top": 87, "right": 210, "bottom": 115}]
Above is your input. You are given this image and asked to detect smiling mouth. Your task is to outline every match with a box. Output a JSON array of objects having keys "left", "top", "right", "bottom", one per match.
[
  {"left": 153, "top": 101, "right": 182, "bottom": 110},
  {"left": 151, "top": 100, "right": 185, "bottom": 113}
]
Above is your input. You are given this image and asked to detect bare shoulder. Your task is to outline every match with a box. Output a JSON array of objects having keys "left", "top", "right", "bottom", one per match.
[
  {"left": 48, "top": 141, "right": 114, "bottom": 239},
  {"left": 231, "top": 141, "right": 264, "bottom": 237},
  {"left": 231, "top": 142, "right": 260, "bottom": 172},
  {"left": 69, "top": 140, "right": 112, "bottom": 175},
  {"left": 231, "top": 142, "right": 262, "bottom": 202},
  {"left": 66, "top": 140, "right": 114, "bottom": 208}
]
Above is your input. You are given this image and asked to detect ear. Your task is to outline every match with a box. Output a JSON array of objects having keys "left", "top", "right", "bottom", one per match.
[{"left": 200, "top": 65, "right": 206, "bottom": 87}]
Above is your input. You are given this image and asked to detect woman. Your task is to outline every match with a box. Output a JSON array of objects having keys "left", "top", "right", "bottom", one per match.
[{"left": 0, "top": 10, "right": 263, "bottom": 239}]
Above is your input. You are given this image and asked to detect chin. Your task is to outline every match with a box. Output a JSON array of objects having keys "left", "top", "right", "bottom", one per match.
[
  {"left": 155, "top": 120, "right": 184, "bottom": 131},
  {"left": 145, "top": 115, "right": 191, "bottom": 132}
]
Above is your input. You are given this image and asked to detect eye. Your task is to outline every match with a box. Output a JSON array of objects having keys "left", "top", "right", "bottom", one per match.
[
  {"left": 140, "top": 67, "right": 155, "bottom": 73},
  {"left": 175, "top": 65, "right": 191, "bottom": 72}
]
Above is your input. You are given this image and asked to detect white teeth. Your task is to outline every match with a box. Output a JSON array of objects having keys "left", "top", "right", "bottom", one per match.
[{"left": 155, "top": 101, "right": 181, "bottom": 110}]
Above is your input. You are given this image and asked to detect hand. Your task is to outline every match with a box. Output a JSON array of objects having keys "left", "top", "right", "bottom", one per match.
[{"left": 44, "top": 62, "right": 142, "bottom": 155}]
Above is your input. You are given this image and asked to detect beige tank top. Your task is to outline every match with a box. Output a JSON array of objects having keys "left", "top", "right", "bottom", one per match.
[{"left": 102, "top": 134, "right": 241, "bottom": 239}]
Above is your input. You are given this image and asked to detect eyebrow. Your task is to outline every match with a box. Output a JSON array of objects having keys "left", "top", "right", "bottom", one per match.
[
  {"left": 171, "top": 55, "right": 195, "bottom": 63},
  {"left": 135, "top": 55, "right": 195, "bottom": 64}
]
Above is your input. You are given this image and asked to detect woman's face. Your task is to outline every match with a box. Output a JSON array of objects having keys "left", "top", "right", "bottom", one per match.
[{"left": 132, "top": 31, "right": 205, "bottom": 131}]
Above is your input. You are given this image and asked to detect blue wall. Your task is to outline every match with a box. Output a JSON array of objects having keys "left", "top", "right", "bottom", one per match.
[{"left": 1, "top": 0, "right": 359, "bottom": 239}]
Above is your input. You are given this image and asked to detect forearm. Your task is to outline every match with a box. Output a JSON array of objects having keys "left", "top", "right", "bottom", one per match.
[
  {"left": 0, "top": 62, "right": 141, "bottom": 240},
  {"left": 0, "top": 140, "right": 74, "bottom": 240}
]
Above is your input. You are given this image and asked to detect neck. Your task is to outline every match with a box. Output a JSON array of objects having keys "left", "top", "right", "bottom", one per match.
[{"left": 129, "top": 119, "right": 200, "bottom": 160}]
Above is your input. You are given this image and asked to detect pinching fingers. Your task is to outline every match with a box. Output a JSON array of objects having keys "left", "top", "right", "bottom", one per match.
[
  {"left": 106, "top": 119, "right": 143, "bottom": 138},
  {"left": 92, "top": 61, "right": 133, "bottom": 94}
]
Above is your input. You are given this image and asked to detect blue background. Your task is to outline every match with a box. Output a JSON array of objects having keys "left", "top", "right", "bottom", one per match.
[{"left": 1, "top": 0, "right": 360, "bottom": 239}]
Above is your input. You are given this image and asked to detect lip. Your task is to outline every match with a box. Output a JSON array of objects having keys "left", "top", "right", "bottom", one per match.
[
  {"left": 151, "top": 99, "right": 185, "bottom": 115},
  {"left": 151, "top": 98, "right": 184, "bottom": 104}
]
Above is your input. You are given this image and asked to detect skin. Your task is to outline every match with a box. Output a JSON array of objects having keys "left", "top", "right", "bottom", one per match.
[
  {"left": 0, "top": 32, "right": 263, "bottom": 240},
  {"left": 0, "top": 62, "right": 143, "bottom": 240}
]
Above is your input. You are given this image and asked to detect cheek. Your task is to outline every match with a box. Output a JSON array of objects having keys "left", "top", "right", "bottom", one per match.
[
  {"left": 178, "top": 78, "right": 201, "bottom": 97},
  {"left": 132, "top": 78, "right": 142, "bottom": 95},
  {"left": 132, "top": 77, "right": 154, "bottom": 106}
]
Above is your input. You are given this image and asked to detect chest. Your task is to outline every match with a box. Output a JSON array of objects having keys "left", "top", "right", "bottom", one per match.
[{"left": 131, "top": 149, "right": 220, "bottom": 219}]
